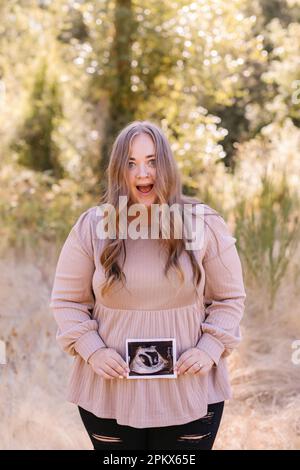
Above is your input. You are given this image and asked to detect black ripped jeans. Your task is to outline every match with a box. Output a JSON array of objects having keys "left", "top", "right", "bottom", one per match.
[{"left": 78, "top": 401, "right": 224, "bottom": 450}]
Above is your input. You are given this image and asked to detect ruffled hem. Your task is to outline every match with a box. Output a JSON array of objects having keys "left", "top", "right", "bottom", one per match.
[
  {"left": 63, "top": 300, "right": 235, "bottom": 428},
  {"left": 68, "top": 396, "right": 209, "bottom": 428}
]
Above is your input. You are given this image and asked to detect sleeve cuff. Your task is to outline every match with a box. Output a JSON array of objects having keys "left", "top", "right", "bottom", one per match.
[
  {"left": 195, "top": 332, "right": 225, "bottom": 366},
  {"left": 74, "top": 330, "right": 107, "bottom": 363}
]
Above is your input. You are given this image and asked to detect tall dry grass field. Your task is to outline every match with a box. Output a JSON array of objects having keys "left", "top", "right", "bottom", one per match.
[{"left": 1, "top": 239, "right": 300, "bottom": 449}]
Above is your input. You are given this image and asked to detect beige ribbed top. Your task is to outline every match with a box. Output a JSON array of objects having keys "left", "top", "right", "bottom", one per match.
[{"left": 50, "top": 203, "right": 246, "bottom": 428}]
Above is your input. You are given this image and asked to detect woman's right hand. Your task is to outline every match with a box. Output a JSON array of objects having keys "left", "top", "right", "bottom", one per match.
[{"left": 87, "top": 347, "right": 130, "bottom": 379}]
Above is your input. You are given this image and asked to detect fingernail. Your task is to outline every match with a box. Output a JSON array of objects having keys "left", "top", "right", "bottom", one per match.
[{"left": 119, "top": 375, "right": 124, "bottom": 379}]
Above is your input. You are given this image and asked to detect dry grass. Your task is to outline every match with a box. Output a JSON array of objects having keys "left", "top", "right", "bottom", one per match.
[{"left": 1, "top": 244, "right": 300, "bottom": 450}]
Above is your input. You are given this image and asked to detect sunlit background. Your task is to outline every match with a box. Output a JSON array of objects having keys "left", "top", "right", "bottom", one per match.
[{"left": 1, "top": 0, "right": 300, "bottom": 449}]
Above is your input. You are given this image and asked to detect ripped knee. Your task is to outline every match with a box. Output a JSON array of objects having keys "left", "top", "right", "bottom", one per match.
[
  {"left": 198, "top": 410, "right": 214, "bottom": 425},
  {"left": 177, "top": 432, "right": 211, "bottom": 442},
  {"left": 177, "top": 410, "right": 214, "bottom": 442},
  {"left": 91, "top": 433, "right": 123, "bottom": 443}
]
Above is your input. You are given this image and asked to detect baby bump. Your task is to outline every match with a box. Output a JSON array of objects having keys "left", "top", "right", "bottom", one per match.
[{"left": 93, "top": 302, "right": 206, "bottom": 360}]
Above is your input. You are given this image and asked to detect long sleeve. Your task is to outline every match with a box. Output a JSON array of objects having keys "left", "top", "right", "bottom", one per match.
[
  {"left": 196, "top": 211, "right": 246, "bottom": 366},
  {"left": 50, "top": 208, "right": 106, "bottom": 362}
]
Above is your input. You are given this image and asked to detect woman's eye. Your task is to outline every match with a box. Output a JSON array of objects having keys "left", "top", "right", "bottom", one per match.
[{"left": 128, "top": 160, "right": 156, "bottom": 168}]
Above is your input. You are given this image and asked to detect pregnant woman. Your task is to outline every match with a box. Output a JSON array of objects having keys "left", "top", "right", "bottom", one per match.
[{"left": 50, "top": 120, "right": 246, "bottom": 450}]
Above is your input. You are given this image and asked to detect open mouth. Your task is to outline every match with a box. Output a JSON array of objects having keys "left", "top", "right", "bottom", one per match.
[{"left": 136, "top": 184, "right": 154, "bottom": 195}]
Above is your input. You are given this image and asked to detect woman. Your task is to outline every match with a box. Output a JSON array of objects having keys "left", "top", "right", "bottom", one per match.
[{"left": 50, "top": 120, "right": 246, "bottom": 450}]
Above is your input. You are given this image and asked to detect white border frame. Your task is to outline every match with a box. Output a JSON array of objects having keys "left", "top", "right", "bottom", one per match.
[{"left": 125, "top": 337, "right": 177, "bottom": 379}]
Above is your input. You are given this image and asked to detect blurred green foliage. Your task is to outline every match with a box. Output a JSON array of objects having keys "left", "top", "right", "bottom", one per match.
[
  {"left": 0, "top": 165, "right": 94, "bottom": 253},
  {"left": 235, "top": 175, "right": 300, "bottom": 312},
  {"left": 12, "top": 59, "right": 64, "bottom": 177},
  {"left": 0, "top": 0, "right": 300, "bottom": 311}
]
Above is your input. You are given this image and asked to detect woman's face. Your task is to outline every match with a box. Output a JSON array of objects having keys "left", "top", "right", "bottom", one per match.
[{"left": 127, "top": 133, "right": 158, "bottom": 208}]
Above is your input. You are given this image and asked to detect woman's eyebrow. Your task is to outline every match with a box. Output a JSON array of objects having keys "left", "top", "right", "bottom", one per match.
[{"left": 128, "top": 154, "right": 156, "bottom": 160}]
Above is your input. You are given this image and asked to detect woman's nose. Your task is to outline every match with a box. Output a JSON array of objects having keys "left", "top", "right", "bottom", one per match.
[{"left": 137, "top": 164, "right": 149, "bottom": 177}]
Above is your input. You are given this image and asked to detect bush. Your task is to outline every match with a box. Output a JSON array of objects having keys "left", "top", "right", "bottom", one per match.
[
  {"left": 234, "top": 174, "right": 300, "bottom": 313},
  {"left": 0, "top": 164, "right": 94, "bottom": 254}
]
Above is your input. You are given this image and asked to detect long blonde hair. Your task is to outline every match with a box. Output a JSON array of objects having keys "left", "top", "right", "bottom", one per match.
[{"left": 98, "top": 120, "right": 220, "bottom": 298}]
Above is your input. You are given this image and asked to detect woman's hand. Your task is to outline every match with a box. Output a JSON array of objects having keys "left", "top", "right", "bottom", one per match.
[
  {"left": 88, "top": 347, "right": 130, "bottom": 379},
  {"left": 174, "top": 348, "right": 214, "bottom": 376}
]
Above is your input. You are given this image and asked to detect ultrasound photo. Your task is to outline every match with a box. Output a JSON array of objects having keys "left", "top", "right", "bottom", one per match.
[{"left": 125, "top": 338, "right": 177, "bottom": 379}]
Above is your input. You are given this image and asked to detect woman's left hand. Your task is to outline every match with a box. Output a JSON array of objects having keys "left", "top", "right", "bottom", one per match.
[{"left": 174, "top": 348, "right": 214, "bottom": 376}]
